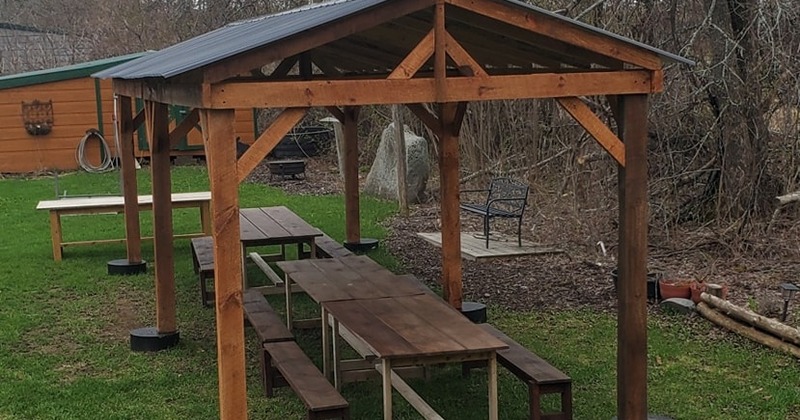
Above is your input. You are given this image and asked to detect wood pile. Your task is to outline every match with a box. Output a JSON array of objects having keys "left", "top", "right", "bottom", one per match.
[{"left": 697, "top": 292, "right": 800, "bottom": 358}]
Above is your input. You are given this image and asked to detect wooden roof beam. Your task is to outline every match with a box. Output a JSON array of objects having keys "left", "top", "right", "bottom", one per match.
[
  {"left": 444, "top": 31, "right": 488, "bottom": 77},
  {"left": 237, "top": 107, "right": 308, "bottom": 183},
  {"left": 113, "top": 79, "right": 207, "bottom": 108},
  {"left": 210, "top": 70, "right": 659, "bottom": 108},
  {"left": 557, "top": 97, "right": 625, "bottom": 166},
  {"left": 446, "top": 0, "right": 661, "bottom": 70}
]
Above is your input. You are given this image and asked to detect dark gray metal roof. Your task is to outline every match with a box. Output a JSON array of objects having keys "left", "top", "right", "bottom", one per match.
[
  {"left": 94, "top": 0, "right": 692, "bottom": 80},
  {"left": 504, "top": 0, "right": 694, "bottom": 66},
  {"left": 93, "top": 0, "right": 393, "bottom": 79}
]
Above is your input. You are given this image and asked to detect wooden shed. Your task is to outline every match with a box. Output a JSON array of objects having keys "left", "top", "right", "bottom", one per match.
[
  {"left": 94, "top": 0, "right": 692, "bottom": 419},
  {"left": 0, "top": 53, "right": 256, "bottom": 173}
]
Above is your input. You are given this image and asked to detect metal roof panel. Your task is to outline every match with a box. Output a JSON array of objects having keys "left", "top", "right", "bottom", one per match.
[
  {"left": 93, "top": 0, "right": 393, "bottom": 79},
  {"left": 94, "top": 0, "right": 692, "bottom": 81}
]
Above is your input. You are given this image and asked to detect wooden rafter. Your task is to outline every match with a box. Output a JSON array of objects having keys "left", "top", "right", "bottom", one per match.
[
  {"left": 557, "top": 97, "right": 625, "bottom": 166},
  {"left": 168, "top": 108, "right": 200, "bottom": 147},
  {"left": 444, "top": 31, "right": 488, "bottom": 77},
  {"left": 446, "top": 0, "right": 661, "bottom": 70},
  {"left": 269, "top": 56, "right": 299, "bottom": 78},
  {"left": 387, "top": 29, "right": 435, "bottom": 79},
  {"left": 237, "top": 107, "right": 309, "bottom": 183},
  {"left": 210, "top": 70, "right": 658, "bottom": 108}
]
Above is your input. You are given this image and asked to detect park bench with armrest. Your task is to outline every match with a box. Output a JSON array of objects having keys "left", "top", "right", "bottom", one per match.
[{"left": 460, "top": 177, "right": 529, "bottom": 248}]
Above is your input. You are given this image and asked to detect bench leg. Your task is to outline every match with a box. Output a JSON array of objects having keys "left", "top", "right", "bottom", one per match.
[
  {"left": 529, "top": 383, "right": 543, "bottom": 420},
  {"left": 261, "top": 347, "right": 274, "bottom": 397},
  {"left": 483, "top": 215, "right": 490, "bottom": 248},
  {"left": 49, "top": 211, "right": 63, "bottom": 261},
  {"left": 199, "top": 272, "right": 209, "bottom": 307},
  {"left": 560, "top": 383, "right": 572, "bottom": 420},
  {"left": 517, "top": 216, "right": 523, "bottom": 247}
]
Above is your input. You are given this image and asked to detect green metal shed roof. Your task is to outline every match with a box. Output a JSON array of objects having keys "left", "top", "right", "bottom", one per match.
[{"left": 0, "top": 52, "right": 148, "bottom": 90}]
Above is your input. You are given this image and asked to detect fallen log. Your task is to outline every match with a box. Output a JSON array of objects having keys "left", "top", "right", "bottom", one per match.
[
  {"left": 697, "top": 302, "right": 800, "bottom": 359},
  {"left": 700, "top": 292, "right": 800, "bottom": 346}
]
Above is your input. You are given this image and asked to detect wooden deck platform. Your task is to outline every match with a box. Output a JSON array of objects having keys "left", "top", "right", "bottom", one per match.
[{"left": 416, "top": 232, "right": 563, "bottom": 261}]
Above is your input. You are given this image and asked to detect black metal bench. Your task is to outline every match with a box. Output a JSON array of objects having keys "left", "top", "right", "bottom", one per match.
[
  {"left": 460, "top": 177, "right": 529, "bottom": 248},
  {"left": 465, "top": 324, "right": 572, "bottom": 420}
]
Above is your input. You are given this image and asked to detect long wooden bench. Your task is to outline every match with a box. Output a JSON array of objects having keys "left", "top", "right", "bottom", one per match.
[
  {"left": 37, "top": 191, "right": 211, "bottom": 261},
  {"left": 242, "top": 290, "right": 295, "bottom": 397},
  {"left": 465, "top": 324, "right": 572, "bottom": 420},
  {"left": 191, "top": 236, "right": 215, "bottom": 307},
  {"left": 264, "top": 341, "right": 350, "bottom": 420},
  {"left": 308, "top": 234, "right": 355, "bottom": 259}
]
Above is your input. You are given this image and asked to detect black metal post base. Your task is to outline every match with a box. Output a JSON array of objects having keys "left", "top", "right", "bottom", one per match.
[
  {"left": 461, "top": 301, "right": 487, "bottom": 323},
  {"left": 343, "top": 238, "right": 379, "bottom": 253},
  {"left": 130, "top": 327, "right": 180, "bottom": 352},
  {"left": 107, "top": 259, "right": 147, "bottom": 275}
]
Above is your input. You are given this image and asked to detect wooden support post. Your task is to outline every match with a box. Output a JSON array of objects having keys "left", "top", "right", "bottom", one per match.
[
  {"left": 616, "top": 94, "right": 649, "bottom": 420},
  {"left": 145, "top": 100, "right": 176, "bottom": 334},
  {"left": 201, "top": 108, "right": 247, "bottom": 420},
  {"left": 117, "top": 95, "right": 142, "bottom": 263},
  {"left": 434, "top": 0, "right": 447, "bottom": 102},
  {"left": 438, "top": 103, "right": 463, "bottom": 310},
  {"left": 392, "top": 105, "right": 409, "bottom": 216},
  {"left": 343, "top": 106, "right": 361, "bottom": 244}
]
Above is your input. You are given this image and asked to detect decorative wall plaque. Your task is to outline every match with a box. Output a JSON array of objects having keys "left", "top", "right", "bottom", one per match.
[{"left": 21, "top": 100, "right": 54, "bottom": 136}]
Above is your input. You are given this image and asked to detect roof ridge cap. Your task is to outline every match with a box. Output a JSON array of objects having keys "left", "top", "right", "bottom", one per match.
[{"left": 229, "top": 0, "right": 353, "bottom": 26}]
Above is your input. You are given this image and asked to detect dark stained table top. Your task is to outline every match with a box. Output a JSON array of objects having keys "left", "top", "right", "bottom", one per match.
[
  {"left": 276, "top": 255, "right": 428, "bottom": 303},
  {"left": 322, "top": 294, "right": 508, "bottom": 359},
  {"left": 239, "top": 206, "right": 322, "bottom": 246}
]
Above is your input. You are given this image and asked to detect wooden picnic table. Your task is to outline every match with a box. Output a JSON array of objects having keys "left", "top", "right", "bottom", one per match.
[
  {"left": 278, "top": 254, "right": 506, "bottom": 419},
  {"left": 323, "top": 294, "right": 507, "bottom": 420},
  {"left": 238, "top": 206, "right": 323, "bottom": 287},
  {"left": 36, "top": 191, "right": 211, "bottom": 261}
]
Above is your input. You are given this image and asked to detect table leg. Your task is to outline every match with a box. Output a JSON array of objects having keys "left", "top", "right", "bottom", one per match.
[
  {"left": 488, "top": 353, "right": 498, "bottom": 420},
  {"left": 310, "top": 239, "right": 318, "bottom": 259},
  {"left": 382, "top": 359, "right": 393, "bottom": 420},
  {"left": 333, "top": 317, "right": 341, "bottom": 390},
  {"left": 49, "top": 211, "right": 63, "bottom": 261},
  {"left": 199, "top": 201, "right": 211, "bottom": 235},
  {"left": 241, "top": 244, "right": 248, "bottom": 289},
  {"left": 322, "top": 306, "right": 331, "bottom": 381},
  {"left": 284, "top": 273, "right": 293, "bottom": 329}
]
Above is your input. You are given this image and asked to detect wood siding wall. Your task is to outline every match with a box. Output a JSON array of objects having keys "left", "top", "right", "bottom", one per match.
[{"left": 0, "top": 77, "right": 255, "bottom": 173}]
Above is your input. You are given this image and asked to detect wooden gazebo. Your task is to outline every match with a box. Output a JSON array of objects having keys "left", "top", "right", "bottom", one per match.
[{"left": 94, "top": 0, "right": 691, "bottom": 418}]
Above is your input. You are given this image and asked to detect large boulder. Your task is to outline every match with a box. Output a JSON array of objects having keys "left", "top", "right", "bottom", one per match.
[{"left": 364, "top": 123, "right": 430, "bottom": 203}]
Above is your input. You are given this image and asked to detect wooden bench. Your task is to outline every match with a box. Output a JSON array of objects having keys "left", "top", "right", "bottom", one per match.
[
  {"left": 37, "top": 191, "right": 211, "bottom": 261},
  {"left": 460, "top": 177, "right": 528, "bottom": 248},
  {"left": 312, "top": 234, "right": 355, "bottom": 259},
  {"left": 465, "top": 324, "right": 572, "bottom": 420},
  {"left": 264, "top": 341, "right": 350, "bottom": 420},
  {"left": 242, "top": 290, "right": 296, "bottom": 397},
  {"left": 191, "top": 236, "right": 215, "bottom": 307}
]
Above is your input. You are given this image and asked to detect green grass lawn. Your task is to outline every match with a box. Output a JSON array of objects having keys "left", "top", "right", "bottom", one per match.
[{"left": 0, "top": 167, "right": 798, "bottom": 419}]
